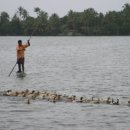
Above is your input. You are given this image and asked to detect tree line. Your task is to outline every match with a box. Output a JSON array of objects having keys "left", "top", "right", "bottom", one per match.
[{"left": 0, "top": 3, "right": 130, "bottom": 36}]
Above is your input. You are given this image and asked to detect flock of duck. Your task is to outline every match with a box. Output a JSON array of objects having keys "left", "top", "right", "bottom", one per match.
[{"left": 2, "top": 89, "right": 130, "bottom": 106}]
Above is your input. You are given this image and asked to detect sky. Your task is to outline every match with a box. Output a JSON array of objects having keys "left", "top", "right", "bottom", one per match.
[{"left": 0, "top": 0, "right": 130, "bottom": 17}]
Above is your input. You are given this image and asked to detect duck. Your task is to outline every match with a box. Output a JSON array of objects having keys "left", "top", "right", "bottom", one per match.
[
  {"left": 112, "top": 98, "right": 119, "bottom": 105},
  {"left": 61, "top": 94, "right": 69, "bottom": 101},
  {"left": 7, "top": 90, "right": 19, "bottom": 96},
  {"left": 76, "top": 97, "right": 84, "bottom": 103},
  {"left": 86, "top": 96, "right": 100, "bottom": 104},
  {"left": 26, "top": 90, "right": 36, "bottom": 99},
  {"left": 17, "top": 91, "right": 25, "bottom": 97},
  {"left": 106, "top": 97, "right": 111, "bottom": 104},
  {"left": 3, "top": 90, "right": 12, "bottom": 96},
  {"left": 26, "top": 98, "right": 31, "bottom": 104},
  {"left": 37, "top": 92, "right": 46, "bottom": 99},
  {"left": 55, "top": 94, "right": 62, "bottom": 101},
  {"left": 48, "top": 96, "right": 57, "bottom": 103},
  {"left": 100, "top": 97, "right": 111, "bottom": 104},
  {"left": 85, "top": 98, "right": 91, "bottom": 103},
  {"left": 48, "top": 94, "right": 62, "bottom": 102},
  {"left": 127, "top": 100, "right": 130, "bottom": 106},
  {"left": 66, "top": 97, "right": 73, "bottom": 102},
  {"left": 31, "top": 91, "right": 40, "bottom": 100},
  {"left": 48, "top": 91, "right": 57, "bottom": 97},
  {"left": 23, "top": 89, "right": 29, "bottom": 93},
  {"left": 85, "top": 96, "right": 94, "bottom": 103},
  {"left": 92, "top": 98, "right": 100, "bottom": 104}
]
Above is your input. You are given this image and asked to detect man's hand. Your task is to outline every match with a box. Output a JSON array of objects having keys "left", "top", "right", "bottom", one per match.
[{"left": 27, "top": 40, "right": 30, "bottom": 46}]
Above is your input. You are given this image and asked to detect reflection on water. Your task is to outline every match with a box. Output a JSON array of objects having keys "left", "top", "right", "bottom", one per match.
[{"left": 0, "top": 36, "right": 130, "bottom": 130}]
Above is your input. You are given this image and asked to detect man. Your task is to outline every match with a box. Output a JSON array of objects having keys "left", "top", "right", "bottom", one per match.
[{"left": 16, "top": 40, "right": 30, "bottom": 73}]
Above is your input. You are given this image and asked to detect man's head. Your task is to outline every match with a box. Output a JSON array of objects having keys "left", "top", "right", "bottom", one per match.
[{"left": 18, "top": 40, "right": 22, "bottom": 45}]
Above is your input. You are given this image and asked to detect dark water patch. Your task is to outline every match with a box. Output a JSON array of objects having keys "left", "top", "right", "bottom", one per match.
[{"left": 9, "top": 110, "right": 34, "bottom": 113}]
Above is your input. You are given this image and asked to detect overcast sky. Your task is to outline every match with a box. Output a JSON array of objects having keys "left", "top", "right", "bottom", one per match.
[{"left": 0, "top": 0, "right": 130, "bottom": 17}]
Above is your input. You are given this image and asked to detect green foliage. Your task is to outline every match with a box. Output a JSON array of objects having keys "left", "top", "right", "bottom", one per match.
[
  {"left": 48, "top": 13, "right": 61, "bottom": 35},
  {"left": 0, "top": 12, "right": 10, "bottom": 35},
  {"left": 0, "top": 3, "right": 130, "bottom": 36}
]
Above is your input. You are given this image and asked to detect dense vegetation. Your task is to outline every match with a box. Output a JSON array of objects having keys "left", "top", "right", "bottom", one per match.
[{"left": 0, "top": 3, "right": 130, "bottom": 36}]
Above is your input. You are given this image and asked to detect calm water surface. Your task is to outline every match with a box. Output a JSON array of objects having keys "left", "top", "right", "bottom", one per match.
[{"left": 0, "top": 36, "right": 130, "bottom": 130}]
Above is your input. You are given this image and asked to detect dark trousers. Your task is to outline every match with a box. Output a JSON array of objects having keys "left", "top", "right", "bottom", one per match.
[{"left": 17, "top": 58, "right": 25, "bottom": 72}]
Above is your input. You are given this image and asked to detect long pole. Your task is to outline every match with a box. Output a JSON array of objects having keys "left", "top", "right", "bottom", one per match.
[
  {"left": 28, "top": 22, "right": 39, "bottom": 41},
  {"left": 8, "top": 62, "right": 17, "bottom": 77}
]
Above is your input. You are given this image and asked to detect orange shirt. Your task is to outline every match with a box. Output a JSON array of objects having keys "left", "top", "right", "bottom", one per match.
[{"left": 16, "top": 44, "right": 29, "bottom": 59}]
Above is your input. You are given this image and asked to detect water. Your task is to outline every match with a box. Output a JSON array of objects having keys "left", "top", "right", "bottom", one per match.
[{"left": 0, "top": 36, "right": 130, "bottom": 130}]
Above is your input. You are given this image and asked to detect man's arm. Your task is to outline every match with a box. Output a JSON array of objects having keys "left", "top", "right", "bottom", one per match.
[
  {"left": 27, "top": 40, "right": 30, "bottom": 46},
  {"left": 24, "top": 40, "right": 30, "bottom": 48}
]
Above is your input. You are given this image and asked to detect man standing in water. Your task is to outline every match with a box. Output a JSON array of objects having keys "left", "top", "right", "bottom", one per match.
[{"left": 16, "top": 40, "right": 30, "bottom": 73}]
